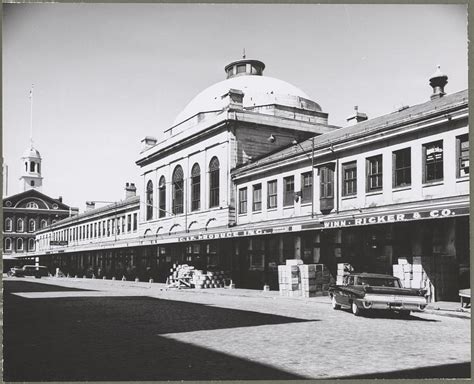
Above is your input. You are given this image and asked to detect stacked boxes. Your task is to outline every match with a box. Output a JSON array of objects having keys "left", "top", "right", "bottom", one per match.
[
  {"left": 278, "top": 260, "right": 333, "bottom": 297},
  {"left": 193, "top": 270, "right": 226, "bottom": 289},
  {"left": 167, "top": 264, "right": 227, "bottom": 289},
  {"left": 392, "top": 257, "right": 435, "bottom": 302},
  {"left": 336, "top": 263, "right": 353, "bottom": 285},
  {"left": 278, "top": 260, "right": 302, "bottom": 297},
  {"left": 299, "top": 264, "right": 317, "bottom": 298}
]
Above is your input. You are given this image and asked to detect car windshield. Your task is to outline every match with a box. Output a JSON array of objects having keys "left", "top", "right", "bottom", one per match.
[{"left": 357, "top": 277, "right": 401, "bottom": 288}]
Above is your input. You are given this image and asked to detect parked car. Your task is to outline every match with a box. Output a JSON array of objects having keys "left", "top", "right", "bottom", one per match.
[
  {"left": 329, "top": 272, "right": 428, "bottom": 317},
  {"left": 7, "top": 265, "right": 49, "bottom": 278}
]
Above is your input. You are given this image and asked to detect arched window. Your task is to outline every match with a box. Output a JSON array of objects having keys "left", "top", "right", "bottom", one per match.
[
  {"left": 146, "top": 180, "right": 153, "bottom": 221},
  {"left": 41, "top": 219, "right": 48, "bottom": 229},
  {"left": 30, "top": 180, "right": 35, "bottom": 187},
  {"left": 191, "top": 163, "right": 201, "bottom": 211},
  {"left": 209, "top": 157, "right": 220, "bottom": 208},
  {"left": 25, "top": 162, "right": 28, "bottom": 171},
  {"left": 4, "top": 238, "right": 12, "bottom": 251},
  {"left": 29, "top": 219, "right": 36, "bottom": 232},
  {"left": 5, "top": 217, "right": 12, "bottom": 231},
  {"left": 38, "top": 163, "right": 40, "bottom": 173},
  {"left": 28, "top": 238, "right": 35, "bottom": 251},
  {"left": 17, "top": 218, "right": 24, "bottom": 232},
  {"left": 172, "top": 165, "right": 184, "bottom": 214},
  {"left": 30, "top": 161, "right": 35, "bottom": 172},
  {"left": 159, "top": 176, "right": 166, "bottom": 218},
  {"left": 17, "top": 238, "right": 24, "bottom": 251}
]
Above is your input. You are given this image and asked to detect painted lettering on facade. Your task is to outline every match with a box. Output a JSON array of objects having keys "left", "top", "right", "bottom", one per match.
[
  {"left": 322, "top": 208, "right": 460, "bottom": 228},
  {"left": 178, "top": 226, "right": 292, "bottom": 242}
]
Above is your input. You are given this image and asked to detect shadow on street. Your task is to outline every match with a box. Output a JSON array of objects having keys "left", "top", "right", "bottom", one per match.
[
  {"left": 4, "top": 280, "right": 311, "bottom": 381},
  {"left": 332, "top": 362, "right": 471, "bottom": 379}
]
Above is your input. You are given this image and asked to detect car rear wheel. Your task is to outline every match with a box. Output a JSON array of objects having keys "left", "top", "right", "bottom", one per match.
[
  {"left": 332, "top": 295, "right": 341, "bottom": 310},
  {"left": 352, "top": 301, "right": 361, "bottom": 316}
]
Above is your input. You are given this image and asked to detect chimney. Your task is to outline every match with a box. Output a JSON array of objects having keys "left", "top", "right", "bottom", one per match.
[
  {"left": 346, "top": 106, "right": 368, "bottom": 124},
  {"left": 222, "top": 88, "right": 244, "bottom": 111},
  {"left": 429, "top": 65, "right": 448, "bottom": 100},
  {"left": 58, "top": 196, "right": 63, "bottom": 203},
  {"left": 85, "top": 201, "right": 95, "bottom": 211},
  {"left": 141, "top": 136, "right": 158, "bottom": 151},
  {"left": 125, "top": 182, "right": 137, "bottom": 199}
]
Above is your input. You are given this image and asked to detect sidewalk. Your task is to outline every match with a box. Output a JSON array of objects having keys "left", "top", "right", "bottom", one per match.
[{"left": 8, "top": 276, "right": 471, "bottom": 319}]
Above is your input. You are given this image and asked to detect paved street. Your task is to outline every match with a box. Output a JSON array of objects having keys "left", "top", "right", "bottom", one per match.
[{"left": 3, "top": 277, "right": 471, "bottom": 381}]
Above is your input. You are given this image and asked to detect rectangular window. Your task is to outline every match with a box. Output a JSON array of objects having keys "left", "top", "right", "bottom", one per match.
[
  {"left": 457, "top": 134, "right": 469, "bottom": 177},
  {"left": 209, "top": 169, "right": 220, "bottom": 208},
  {"left": 159, "top": 186, "right": 166, "bottom": 218},
  {"left": 393, "top": 148, "right": 411, "bottom": 187},
  {"left": 267, "top": 180, "right": 278, "bottom": 209},
  {"left": 301, "top": 172, "right": 313, "bottom": 203},
  {"left": 252, "top": 184, "right": 262, "bottom": 212},
  {"left": 238, "top": 187, "right": 247, "bottom": 214},
  {"left": 283, "top": 176, "right": 294, "bottom": 206},
  {"left": 133, "top": 213, "right": 138, "bottom": 231},
  {"left": 366, "top": 155, "right": 383, "bottom": 192},
  {"left": 237, "top": 64, "right": 246, "bottom": 74},
  {"left": 122, "top": 216, "right": 126, "bottom": 234},
  {"left": 320, "top": 166, "right": 334, "bottom": 198},
  {"left": 423, "top": 140, "right": 443, "bottom": 182},
  {"left": 127, "top": 214, "right": 132, "bottom": 233},
  {"left": 342, "top": 162, "right": 357, "bottom": 196}
]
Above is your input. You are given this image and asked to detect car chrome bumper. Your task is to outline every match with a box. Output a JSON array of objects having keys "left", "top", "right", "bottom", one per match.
[{"left": 361, "top": 294, "right": 427, "bottom": 311}]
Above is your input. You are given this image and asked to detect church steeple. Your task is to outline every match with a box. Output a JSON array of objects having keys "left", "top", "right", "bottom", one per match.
[
  {"left": 19, "top": 86, "right": 43, "bottom": 192},
  {"left": 19, "top": 144, "right": 43, "bottom": 192}
]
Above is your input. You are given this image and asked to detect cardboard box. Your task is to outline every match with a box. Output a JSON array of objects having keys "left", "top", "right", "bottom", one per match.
[
  {"left": 412, "top": 256, "right": 422, "bottom": 265},
  {"left": 404, "top": 272, "right": 412, "bottom": 280},
  {"left": 411, "top": 279, "right": 421, "bottom": 289},
  {"left": 286, "top": 259, "right": 303, "bottom": 266},
  {"left": 412, "top": 264, "right": 423, "bottom": 273},
  {"left": 398, "top": 257, "right": 408, "bottom": 265},
  {"left": 392, "top": 264, "right": 402, "bottom": 274},
  {"left": 403, "top": 279, "right": 412, "bottom": 288},
  {"left": 402, "top": 264, "right": 413, "bottom": 273},
  {"left": 300, "top": 271, "right": 316, "bottom": 279}
]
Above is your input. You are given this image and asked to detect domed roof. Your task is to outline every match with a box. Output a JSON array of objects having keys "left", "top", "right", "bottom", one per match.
[
  {"left": 173, "top": 73, "right": 321, "bottom": 126},
  {"left": 22, "top": 146, "right": 41, "bottom": 159}
]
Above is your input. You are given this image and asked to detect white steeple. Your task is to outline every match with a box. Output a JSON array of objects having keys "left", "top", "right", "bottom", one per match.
[
  {"left": 19, "top": 144, "right": 43, "bottom": 192},
  {"left": 19, "top": 85, "right": 43, "bottom": 192}
]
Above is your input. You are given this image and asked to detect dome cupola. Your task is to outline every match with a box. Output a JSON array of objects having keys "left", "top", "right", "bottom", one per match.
[
  {"left": 224, "top": 56, "right": 266, "bottom": 79},
  {"left": 19, "top": 143, "right": 43, "bottom": 192}
]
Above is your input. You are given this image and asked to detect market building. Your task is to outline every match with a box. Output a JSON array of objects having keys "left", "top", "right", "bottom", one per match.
[
  {"left": 3, "top": 144, "right": 78, "bottom": 269},
  {"left": 28, "top": 59, "right": 469, "bottom": 300}
]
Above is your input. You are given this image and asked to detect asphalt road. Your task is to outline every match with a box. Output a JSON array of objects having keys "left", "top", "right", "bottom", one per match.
[{"left": 3, "top": 278, "right": 471, "bottom": 381}]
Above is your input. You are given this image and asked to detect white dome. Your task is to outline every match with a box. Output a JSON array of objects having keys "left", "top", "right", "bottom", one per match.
[
  {"left": 22, "top": 146, "right": 41, "bottom": 159},
  {"left": 173, "top": 75, "right": 321, "bottom": 126}
]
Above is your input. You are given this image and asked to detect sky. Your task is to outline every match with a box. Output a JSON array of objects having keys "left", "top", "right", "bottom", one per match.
[{"left": 3, "top": 4, "right": 468, "bottom": 212}]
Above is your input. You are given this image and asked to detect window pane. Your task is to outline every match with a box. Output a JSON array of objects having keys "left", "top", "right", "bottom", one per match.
[
  {"left": 367, "top": 155, "right": 383, "bottom": 191},
  {"left": 284, "top": 176, "right": 294, "bottom": 206},
  {"left": 424, "top": 141, "right": 443, "bottom": 182},
  {"left": 393, "top": 148, "right": 411, "bottom": 187},
  {"left": 253, "top": 184, "right": 262, "bottom": 211}
]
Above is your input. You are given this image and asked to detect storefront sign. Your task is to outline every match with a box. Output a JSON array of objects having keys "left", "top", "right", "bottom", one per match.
[
  {"left": 50, "top": 240, "right": 69, "bottom": 246},
  {"left": 320, "top": 207, "right": 468, "bottom": 228},
  {"left": 178, "top": 226, "right": 293, "bottom": 242}
]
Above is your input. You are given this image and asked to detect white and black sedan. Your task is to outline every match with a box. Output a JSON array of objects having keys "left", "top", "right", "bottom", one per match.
[{"left": 329, "top": 273, "right": 428, "bottom": 317}]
